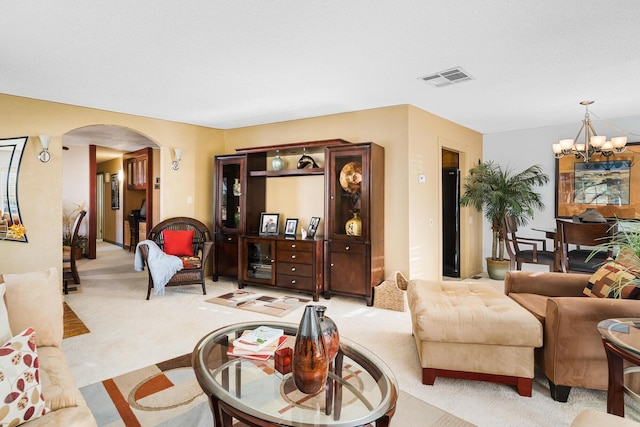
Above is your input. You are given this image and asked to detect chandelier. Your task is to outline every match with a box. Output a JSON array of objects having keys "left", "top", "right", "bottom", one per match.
[{"left": 552, "top": 100, "right": 627, "bottom": 162}]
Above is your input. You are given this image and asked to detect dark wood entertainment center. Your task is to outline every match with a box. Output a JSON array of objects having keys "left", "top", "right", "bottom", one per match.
[{"left": 212, "top": 139, "right": 384, "bottom": 305}]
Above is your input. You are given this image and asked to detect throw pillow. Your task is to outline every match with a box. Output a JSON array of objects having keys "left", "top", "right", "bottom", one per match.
[
  {"left": 162, "top": 229, "right": 195, "bottom": 257},
  {"left": 584, "top": 261, "right": 640, "bottom": 299},
  {"left": 0, "top": 327, "right": 49, "bottom": 425},
  {"left": 0, "top": 280, "right": 12, "bottom": 345}
]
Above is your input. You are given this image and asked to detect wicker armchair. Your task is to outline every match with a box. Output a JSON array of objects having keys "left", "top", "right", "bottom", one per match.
[{"left": 138, "top": 217, "right": 213, "bottom": 300}]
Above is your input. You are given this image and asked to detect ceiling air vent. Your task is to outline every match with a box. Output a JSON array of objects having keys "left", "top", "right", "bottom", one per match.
[{"left": 419, "top": 67, "right": 473, "bottom": 87}]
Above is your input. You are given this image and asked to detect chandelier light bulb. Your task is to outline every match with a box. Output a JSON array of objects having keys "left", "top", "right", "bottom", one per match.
[{"left": 590, "top": 135, "right": 606, "bottom": 148}]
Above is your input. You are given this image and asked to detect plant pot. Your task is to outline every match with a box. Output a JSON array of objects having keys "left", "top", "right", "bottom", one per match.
[{"left": 486, "top": 257, "right": 510, "bottom": 280}]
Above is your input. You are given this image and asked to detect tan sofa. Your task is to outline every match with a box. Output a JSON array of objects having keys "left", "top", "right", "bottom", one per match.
[
  {"left": 505, "top": 270, "right": 640, "bottom": 402},
  {"left": 407, "top": 279, "right": 542, "bottom": 396},
  {"left": 1, "top": 268, "right": 97, "bottom": 426}
]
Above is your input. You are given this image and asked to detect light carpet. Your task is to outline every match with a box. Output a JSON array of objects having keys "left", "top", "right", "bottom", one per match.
[
  {"left": 62, "top": 242, "right": 640, "bottom": 426},
  {"left": 206, "top": 290, "right": 309, "bottom": 317},
  {"left": 80, "top": 353, "right": 473, "bottom": 426}
]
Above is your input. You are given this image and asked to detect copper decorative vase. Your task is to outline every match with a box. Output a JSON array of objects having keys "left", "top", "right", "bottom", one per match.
[
  {"left": 315, "top": 305, "right": 339, "bottom": 361},
  {"left": 292, "top": 305, "right": 329, "bottom": 394}
]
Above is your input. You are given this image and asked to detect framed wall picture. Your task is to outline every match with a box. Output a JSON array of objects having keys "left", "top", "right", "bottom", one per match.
[
  {"left": 307, "top": 216, "right": 320, "bottom": 238},
  {"left": 284, "top": 218, "right": 298, "bottom": 238},
  {"left": 555, "top": 142, "right": 640, "bottom": 219},
  {"left": 111, "top": 174, "right": 119, "bottom": 210},
  {"left": 260, "top": 213, "right": 279, "bottom": 235}
]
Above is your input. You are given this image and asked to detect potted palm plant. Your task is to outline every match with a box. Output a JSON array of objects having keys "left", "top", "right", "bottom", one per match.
[{"left": 460, "top": 161, "right": 549, "bottom": 279}]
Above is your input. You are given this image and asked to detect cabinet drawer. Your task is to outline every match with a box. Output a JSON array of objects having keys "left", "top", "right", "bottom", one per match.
[
  {"left": 277, "top": 250, "right": 313, "bottom": 264},
  {"left": 277, "top": 262, "right": 313, "bottom": 277},
  {"left": 277, "top": 274, "right": 313, "bottom": 291},
  {"left": 329, "top": 241, "right": 366, "bottom": 254},
  {"left": 276, "top": 240, "right": 313, "bottom": 252}
]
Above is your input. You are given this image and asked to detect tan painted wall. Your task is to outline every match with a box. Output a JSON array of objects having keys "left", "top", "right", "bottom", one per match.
[
  {"left": 0, "top": 94, "right": 224, "bottom": 275},
  {"left": 406, "top": 106, "right": 483, "bottom": 279},
  {"left": 0, "top": 94, "right": 481, "bottom": 280},
  {"left": 97, "top": 158, "right": 125, "bottom": 243}
]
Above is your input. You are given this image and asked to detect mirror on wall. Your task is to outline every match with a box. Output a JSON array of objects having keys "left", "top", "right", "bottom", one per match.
[{"left": 0, "top": 136, "right": 27, "bottom": 242}]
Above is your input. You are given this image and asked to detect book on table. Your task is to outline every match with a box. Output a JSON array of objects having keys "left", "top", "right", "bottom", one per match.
[
  {"left": 232, "top": 326, "right": 285, "bottom": 352},
  {"left": 227, "top": 334, "right": 289, "bottom": 361}
]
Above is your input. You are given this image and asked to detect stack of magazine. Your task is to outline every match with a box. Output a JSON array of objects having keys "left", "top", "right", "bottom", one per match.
[{"left": 227, "top": 326, "right": 287, "bottom": 361}]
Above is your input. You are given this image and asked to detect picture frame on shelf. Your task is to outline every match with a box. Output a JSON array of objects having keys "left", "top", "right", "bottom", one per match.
[
  {"left": 284, "top": 218, "right": 298, "bottom": 238},
  {"left": 307, "top": 216, "right": 320, "bottom": 239},
  {"left": 260, "top": 213, "right": 280, "bottom": 235}
]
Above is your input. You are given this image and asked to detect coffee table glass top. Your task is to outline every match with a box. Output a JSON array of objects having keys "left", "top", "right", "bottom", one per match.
[
  {"left": 598, "top": 318, "right": 640, "bottom": 357},
  {"left": 193, "top": 321, "right": 398, "bottom": 427}
]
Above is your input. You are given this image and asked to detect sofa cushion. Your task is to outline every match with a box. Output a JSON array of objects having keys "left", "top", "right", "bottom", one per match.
[
  {"left": 162, "top": 229, "right": 194, "bottom": 257},
  {"left": 0, "top": 281, "right": 13, "bottom": 345},
  {"left": 585, "top": 261, "right": 640, "bottom": 299},
  {"left": 0, "top": 327, "right": 49, "bottom": 425},
  {"left": 2, "top": 268, "right": 63, "bottom": 348},
  {"left": 37, "top": 346, "right": 87, "bottom": 412},
  {"left": 408, "top": 280, "right": 542, "bottom": 347}
]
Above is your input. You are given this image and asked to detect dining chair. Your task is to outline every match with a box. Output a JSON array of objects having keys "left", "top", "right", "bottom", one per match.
[
  {"left": 556, "top": 219, "right": 616, "bottom": 274},
  {"left": 503, "top": 215, "right": 556, "bottom": 272},
  {"left": 63, "top": 209, "right": 87, "bottom": 294}
]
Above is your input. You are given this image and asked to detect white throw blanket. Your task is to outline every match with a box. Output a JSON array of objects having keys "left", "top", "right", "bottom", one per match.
[{"left": 134, "top": 240, "right": 184, "bottom": 295}]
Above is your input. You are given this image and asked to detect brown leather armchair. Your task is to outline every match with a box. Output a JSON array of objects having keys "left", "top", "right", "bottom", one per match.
[{"left": 505, "top": 270, "right": 640, "bottom": 402}]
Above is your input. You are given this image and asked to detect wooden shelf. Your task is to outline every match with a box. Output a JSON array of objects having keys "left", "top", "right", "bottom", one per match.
[{"left": 250, "top": 167, "right": 325, "bottom": 177}]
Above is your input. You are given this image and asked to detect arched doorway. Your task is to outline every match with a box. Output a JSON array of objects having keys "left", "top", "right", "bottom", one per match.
[{"left": 63, "top": 125, "right": 160, "bottom": 259}]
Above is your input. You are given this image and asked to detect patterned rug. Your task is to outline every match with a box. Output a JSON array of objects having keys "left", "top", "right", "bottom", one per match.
[
  {"left": 80, "top": 354, "right": 474, "bottom": 427},
  {"left": 206, "top": 290, "right": 309, "bottom": 317},
  {"left": 63, "top": 302, "right": 90, "bottom": 338}
]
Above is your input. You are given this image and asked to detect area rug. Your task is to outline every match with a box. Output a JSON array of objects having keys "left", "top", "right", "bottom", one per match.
[
  {"left": 63, "top": 301, "right": 90, "bottom": 338},
  {"left": 80, "top": 353, "right": 474, "bottom": 427},
  {"left": 206, "top": 290, "right": 310, "bottom": 317}
]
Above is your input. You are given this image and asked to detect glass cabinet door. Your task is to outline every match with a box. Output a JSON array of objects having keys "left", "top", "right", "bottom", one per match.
[
  {"left": 243, "top": 238, "right": 275, "bottom": 285},
  {"left": 326, "top": 147, "right": 369, "bottom": 241},
  {"left": 216, "top": 156, "right": 245, "bottom": 232}
]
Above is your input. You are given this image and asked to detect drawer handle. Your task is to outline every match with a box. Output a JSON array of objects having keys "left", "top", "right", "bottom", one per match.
[
  {"left": 291, "top": 279, "right": 296, "bottom": 284},
  {"left": 291, "top": 267, "right": 296, "bottom": 272},
  {"left": 227, "top": 237, "right": 232, "bottom": 241},
  {"left": 291, "top": 244, "right": 296, "bottom": 248},
  {"left": 330, "top": 263, "right": 334, "bottom": 267},
  {"left": 291, "top": 255, "right": 296, "bottom": 259},
  {"left": 345, "top": 246, "right": 350, "bottom": 251}
]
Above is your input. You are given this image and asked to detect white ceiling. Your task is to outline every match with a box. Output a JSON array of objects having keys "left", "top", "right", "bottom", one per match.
[{"left": 2, "top": 1, "right": 640, "bottom": 148}]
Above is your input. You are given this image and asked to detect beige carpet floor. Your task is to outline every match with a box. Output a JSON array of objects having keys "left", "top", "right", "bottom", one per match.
[{"left": 62, "top": 242, "right": 640, "bottom": 426}]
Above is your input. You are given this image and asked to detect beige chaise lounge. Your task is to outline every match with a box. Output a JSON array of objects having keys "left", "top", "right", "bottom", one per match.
[{"left": 407, "top": 279, "right": 542, "bottom": 396}]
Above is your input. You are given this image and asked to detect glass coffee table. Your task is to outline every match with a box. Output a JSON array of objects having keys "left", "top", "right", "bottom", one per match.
[
  {"left": 597, "top": 318, "right": 640, "bottom": 416},
  {"left": 192, "top": 321, "right": 398, "bottom": 427}
]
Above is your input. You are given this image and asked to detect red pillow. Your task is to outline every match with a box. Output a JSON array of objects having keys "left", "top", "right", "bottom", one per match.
[{"left": 162, "top": 229, "right": 195, "bottom": 257}]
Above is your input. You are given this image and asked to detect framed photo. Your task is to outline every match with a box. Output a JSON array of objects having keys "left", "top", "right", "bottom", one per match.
[
  {"left": 307, "top": 216, "right": 320, "bottom": 239},
  {"left": 555, "top": 142, "right": 640, "bottom": 219},
  {"left": 284, "top": 218, "right": 298, "bottom": 238},
  {"left": 260, "top": 213, "right": 279, "bottom": 235},
  {"left": 111, "top": 174, "right": 119, "bottom": 210}
]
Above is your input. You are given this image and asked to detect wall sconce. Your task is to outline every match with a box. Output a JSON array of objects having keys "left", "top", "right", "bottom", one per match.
[
  {"left": 172, "top": 148, "right": 182, "bottom": 170},
  {"left": 38, "top": 135, "right": 51, "bottom": 163}
]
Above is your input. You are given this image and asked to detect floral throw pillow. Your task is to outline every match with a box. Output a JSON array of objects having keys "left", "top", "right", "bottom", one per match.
[{"left": 0, "top": 327, "right": 49, "bottom": 425}]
